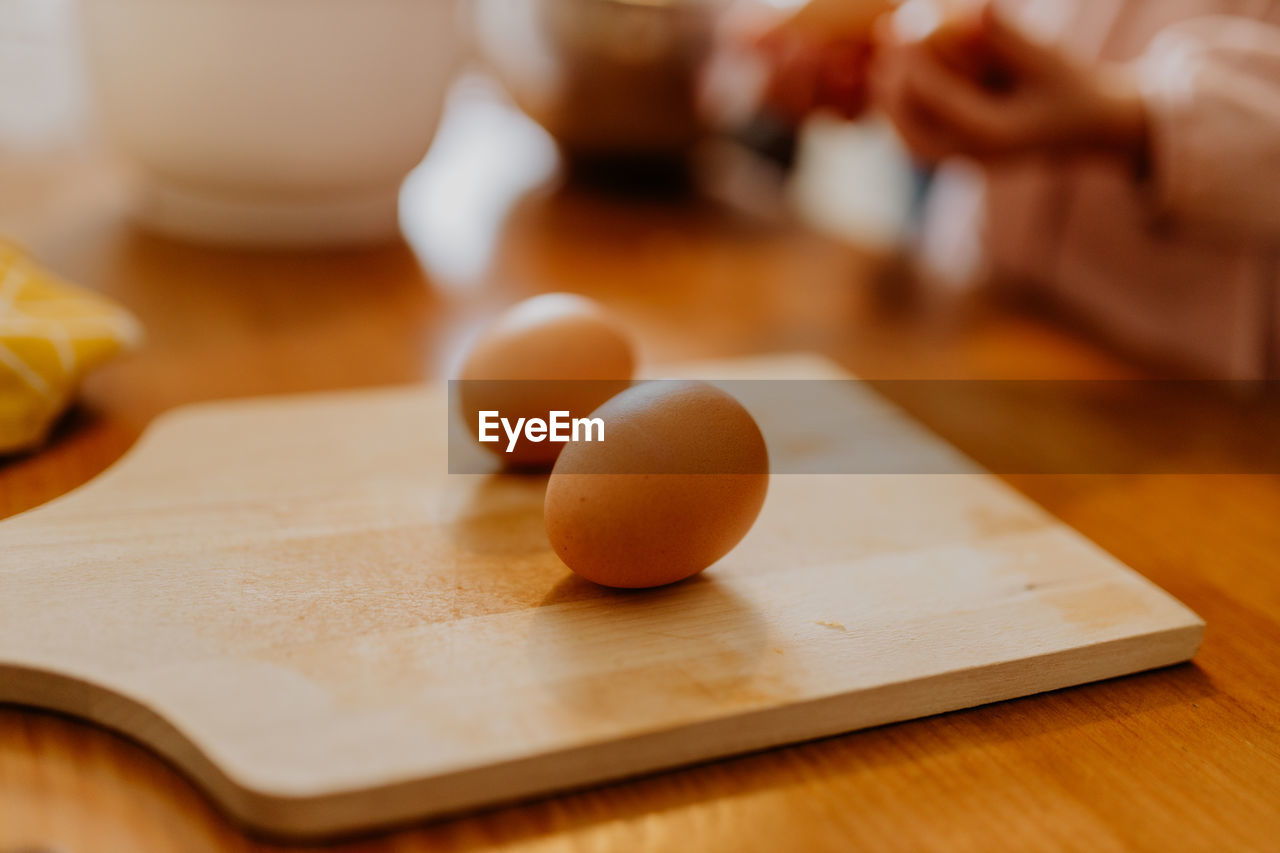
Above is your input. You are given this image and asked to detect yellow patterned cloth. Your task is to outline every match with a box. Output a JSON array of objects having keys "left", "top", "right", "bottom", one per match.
[{"left": 0, "top": 241, "right": 141, "bottom": 454}]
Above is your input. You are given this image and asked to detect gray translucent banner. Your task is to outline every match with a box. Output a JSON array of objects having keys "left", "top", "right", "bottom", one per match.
[{"left": 448, "top": 379, "right": 1280, "bottom": 475}]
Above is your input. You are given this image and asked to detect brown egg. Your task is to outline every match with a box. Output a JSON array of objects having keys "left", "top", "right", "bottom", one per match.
[
  {"left": 544, "top": 381, "right": 769, "bottom": 589},
  {"left": 787, "top": 0, "right": 892, "bottom": 39},
  {"left": 458, "top": 294, "right": 635, "bottom": 470}
]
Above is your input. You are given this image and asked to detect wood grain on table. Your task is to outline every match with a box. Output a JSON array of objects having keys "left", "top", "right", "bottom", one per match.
[{"left": 2, "top": 84, "right": 1279, "bottom": 853}]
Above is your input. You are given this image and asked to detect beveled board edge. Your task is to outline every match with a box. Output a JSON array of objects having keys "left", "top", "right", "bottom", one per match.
[{"left": 0, "top": 618, "right": 1203, "bottom": 840}]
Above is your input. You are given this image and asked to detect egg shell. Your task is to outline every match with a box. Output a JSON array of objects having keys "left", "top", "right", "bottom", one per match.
[
  {"left": 459, "top": 293, "right": 635, "bottom": 470},
  {"left": 544, "top": 380, "right": 769, "bottom": 589},
  {"left": 788, "top": 0, "right": 893, "bottom": 38}
]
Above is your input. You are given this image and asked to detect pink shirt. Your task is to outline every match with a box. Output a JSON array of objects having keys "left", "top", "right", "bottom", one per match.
[{"left": 929, "top": 0, "right": 1280, "bottom": 378}]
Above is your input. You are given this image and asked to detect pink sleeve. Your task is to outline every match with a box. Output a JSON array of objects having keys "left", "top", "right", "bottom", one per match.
[{"left": 1136, "top": 15, "right": 1280, "bottom": 238}]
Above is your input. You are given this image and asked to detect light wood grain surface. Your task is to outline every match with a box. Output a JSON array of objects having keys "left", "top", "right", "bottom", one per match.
[
  {"left": 2, "top": 73, "right": 1279, "bottom": 853},
  {"left": 0, "top": 354, "right": 1202, "bottom": 838}
]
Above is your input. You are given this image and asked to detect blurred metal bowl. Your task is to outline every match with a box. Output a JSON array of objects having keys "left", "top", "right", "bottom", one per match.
[{"left": 473, "top": 0, "right": 728, "bottom": 163}]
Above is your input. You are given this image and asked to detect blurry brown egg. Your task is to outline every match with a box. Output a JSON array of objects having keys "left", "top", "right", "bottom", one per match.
[
  {"left": 544, "top": 381, "right": 769, "bottom": 589},
  {"left": 787, "top": 0, "right": 893, "bottom": 39},
  {"left": 458, "top": 293, "right": 635, "bottom": 470}
]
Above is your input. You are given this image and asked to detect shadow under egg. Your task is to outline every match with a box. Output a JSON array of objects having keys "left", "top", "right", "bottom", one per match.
[{"left": 444, "top": 472, "right": 554, "bottom": 558}]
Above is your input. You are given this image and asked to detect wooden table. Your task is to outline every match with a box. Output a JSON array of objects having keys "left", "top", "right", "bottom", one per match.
[{"left": 3, "top": 81, "right": 1279, "bottom": 853}]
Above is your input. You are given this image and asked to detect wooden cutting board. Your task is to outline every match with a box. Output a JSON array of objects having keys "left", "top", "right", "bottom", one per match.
[{"left": 0, "top": 354, "right": 1203, "bottom": 839}]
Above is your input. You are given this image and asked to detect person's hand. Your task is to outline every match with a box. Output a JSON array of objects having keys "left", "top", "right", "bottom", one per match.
[
  {"left": 871, "top": 2, "right": 1150, "bottom": 166},
  {"left": 747, "top": 0, "right": 893, "bottom": 123}
]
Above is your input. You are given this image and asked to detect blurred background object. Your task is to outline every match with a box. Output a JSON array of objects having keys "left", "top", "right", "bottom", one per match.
[
  {"left": 76, "top": 0, "right": 463, "bottom": 248},
  {"left": 2, "top": 0, "right": 920, "bottom": 261},
  {"left": 0, "top": 241, "right": 140, "bottom": 454},
  {"left": 788, "top": 114, "right": 916, "bottom": 254},
  {"left": 0, "top": 0, "right": 87, "bottom": 151},
  {"left": 473, "top": 0, "right": 729, "bottom": 177},
  {"left": 471, "top": 0, "right": 918, "bottom": 242}
]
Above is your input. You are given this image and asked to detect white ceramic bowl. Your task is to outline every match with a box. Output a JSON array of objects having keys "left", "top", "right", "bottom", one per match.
[{"left": 79, "top": 0, "right": 462, "bottom": 247}]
